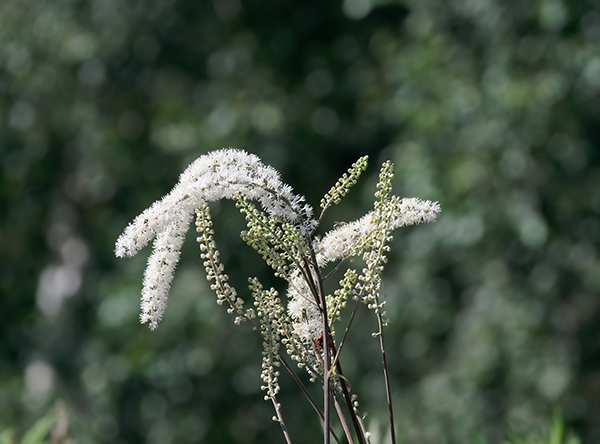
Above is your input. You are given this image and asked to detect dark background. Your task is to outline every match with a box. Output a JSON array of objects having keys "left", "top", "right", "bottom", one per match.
[{"left": 1, "top": 0, "right": 600, "bottom": 442}]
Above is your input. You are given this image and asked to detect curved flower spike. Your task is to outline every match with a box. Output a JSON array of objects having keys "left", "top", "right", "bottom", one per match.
[
  {"left": 315, "top": 197, "right": 441, "bottom": 268},
  {"left": 115, "top": 148, "right": 315, "bottom": 330},
  {"left": 288, "top": 197, "right": 441, "bottom": 340}
]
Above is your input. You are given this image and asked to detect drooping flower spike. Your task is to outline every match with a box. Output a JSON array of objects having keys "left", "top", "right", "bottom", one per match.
[{"left": 115, "top": 148, "right": 315, "bottom": 329}]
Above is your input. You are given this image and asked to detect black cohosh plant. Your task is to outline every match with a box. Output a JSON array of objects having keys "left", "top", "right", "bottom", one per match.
[{"left": 115, "top": 149, "right": 441, "bottom": 443}]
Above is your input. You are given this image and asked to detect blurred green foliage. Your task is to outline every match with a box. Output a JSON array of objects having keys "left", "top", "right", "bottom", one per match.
[
  {"left": 0, "top": 405, "right": 579, "bottom": 444},
  {"left": 1, "top": 0, "right": 599, "bottom": 442},
  {"left": 502, "top": 412, "right": 580, "bottom": 444}
]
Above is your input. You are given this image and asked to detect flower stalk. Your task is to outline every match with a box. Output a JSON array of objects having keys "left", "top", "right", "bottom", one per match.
[{"left": 115, "top": 148, "right": 441, "bottom": 442}]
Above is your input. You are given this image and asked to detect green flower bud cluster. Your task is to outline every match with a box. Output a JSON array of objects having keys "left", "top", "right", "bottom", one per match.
[
  {"left": 249, "top": 278, "right": 286, "bottom": 401},
  {"left": 327, "top": 268, "right": 357, "bottom": 325},
  {"left": 236, "top": 194, "right": 308, "bottom": 280},
  {"left": 353, "top": 162, "right": 398, "bottom": 324},
  {"left": 320, "top": 155, "right": 369, "bottom": 211},
  {"left": 195, "top": 205, "right": 254, "bottom": 326}
]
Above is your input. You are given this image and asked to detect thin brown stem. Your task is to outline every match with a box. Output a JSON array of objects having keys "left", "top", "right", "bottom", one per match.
[
  {"left": 331, "top": 300, "right": 360, "bottom": 370},
  {"left": 279, "top": 357, "right": 320, "bottom": 416},
  {"left": 376, "top": 314, "right": 396, "bottom": 444},
  {"left": 354, "top": 410, "right": 371, "bottom": 444},
  {"left": 271, "top": 395, "right": 293, "bottom": 444},
  {"left": 305, "top": 240, "right": 332, "bottom": 444},
  {"left": 311, "top": 207, "right": 327, "bottom": 238},
  {"left": 279, "top": 357, "right": 342, "bottom": 444},
  {"left": 333, "top": 392, "right": 354, "bottom": 444},
  {"left": 323, "top": 258, "right": 348, "bottom": 281},
  {"left": 330, "top": 343, "right": 366, "bottom": 444}
]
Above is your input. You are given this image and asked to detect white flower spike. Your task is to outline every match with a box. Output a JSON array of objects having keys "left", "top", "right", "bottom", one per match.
[{"left": 115, "top": 148, "right": 314, "bottom": 330}]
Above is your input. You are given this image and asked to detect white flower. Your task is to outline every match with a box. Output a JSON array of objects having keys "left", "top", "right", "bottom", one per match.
[
  {"left": 315, "top": 197, "right": 441, "bottom": 267},
  {"left": 286, "top": 196, "right": 441, "bottom": 336},
  {"left": 115, "top": 148, "right": 314, "bottom": 329},
  {"left": 286, "top": 271, "right": 321, "bottom": 340}
]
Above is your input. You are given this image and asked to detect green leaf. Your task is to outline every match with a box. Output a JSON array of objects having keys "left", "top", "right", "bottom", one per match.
[{"left": 21, "top": 410, "right": 56, "bottom": 444}]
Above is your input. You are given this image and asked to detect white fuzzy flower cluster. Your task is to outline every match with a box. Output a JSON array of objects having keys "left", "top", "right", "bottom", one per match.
[
  {"left": 315, "top": 197, "right": 441, "bottom": 267},
  {"left": 286, "top": 197, "right": 441, "bottom": 340},
  {"left": 115, "top": 148, "right": 314, "bottom": 329},
  {"left": 286, "top": 270, "right": 322, "bottom": 341}
]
